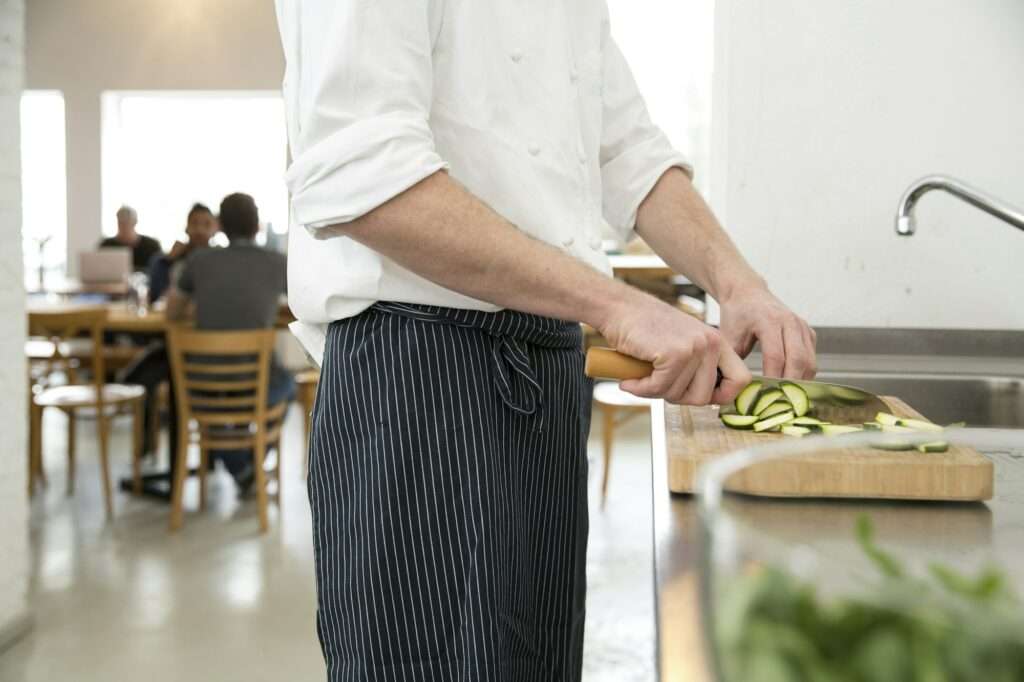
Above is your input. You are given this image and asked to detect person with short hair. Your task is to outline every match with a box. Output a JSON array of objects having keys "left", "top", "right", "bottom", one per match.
[
  {"left": 99, "top": 205, "right": 162, "bottom": 271},
  {"left": 167, "top": 193, "right": 292, "bottom": 491},
  {"left": 147, "top": 203, "right": 218, "bottom": 303}
]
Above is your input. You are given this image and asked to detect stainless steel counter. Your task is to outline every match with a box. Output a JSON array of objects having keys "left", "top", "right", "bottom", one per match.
[{"left": 649, "top": 335, "right": 1024, "bottom": 682}]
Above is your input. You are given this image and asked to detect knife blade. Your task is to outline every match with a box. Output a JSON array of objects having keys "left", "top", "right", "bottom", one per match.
[{"left": 584, "top": 347, "right": 889, "bottom": 419}]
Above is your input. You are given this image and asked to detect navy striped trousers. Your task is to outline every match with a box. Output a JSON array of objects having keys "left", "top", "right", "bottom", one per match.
[{"left": 309, "top": 302, "right": 592, "bottom": 681}]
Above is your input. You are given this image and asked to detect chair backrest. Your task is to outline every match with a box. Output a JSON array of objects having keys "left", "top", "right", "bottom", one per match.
[
  {"left": 27, "top": 307, "right": 108, "bottom": 399},
  {"left": 166, "top": 326, "right": 280, "bottom": 451}
]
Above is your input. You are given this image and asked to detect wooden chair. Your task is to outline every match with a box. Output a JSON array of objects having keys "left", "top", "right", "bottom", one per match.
[
  {"left": 592, "top": 381, "right": 652, "bottom": 508},
  {"left": 166, "top": 327, "right": 285, "bottom": 533},
  {"left": 28, "top": 308, "right": 146, "bottom": 517}
]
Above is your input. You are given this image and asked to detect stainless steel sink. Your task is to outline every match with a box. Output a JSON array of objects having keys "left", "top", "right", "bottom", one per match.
[{"left": 818, "top": 372, "right": 1024, "bottom": 428}]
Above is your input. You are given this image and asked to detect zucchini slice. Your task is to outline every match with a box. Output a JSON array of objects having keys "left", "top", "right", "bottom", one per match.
[
  {"left": 757, "top": 402, "right": 794, "bottom": 420},
  {"left": 720, "top": 414, "right": 759, "bottom": 429},
  {"left": 781, "top": 425, "right": 811, "bottom": 437},
  {"left": 873, "top": 441, "right": 914, "bottom": 452},
  {"left": 734, "top": 381, "right": 763, "bottom": 416},
  {"left": 819, "top": 425, "right": 863, "bottom": 436},
  {"left": 753, "top": 411, "right": 795, "bottom": 433},
  {"left": 881, "top": 424, "right": 916, "bottom": 434},
  {"left": 875, "top": 412, "right": 901, "bottom": 427},
  {"left": 946, "top": 421, "right": 966, "bottom": 429},
  {"left": 752, "top": 389, "right": 786, "bottom": 416},
  {"left": 780, "top": 382, "right": 810, "bottom": 417},
  {"left": 917, "top": 441, "right": 950, "bottom": 453},
  {"left": 896, "top": 418, "right": 944, "bottom": 433},
  {"left": 862, "top": 422, "right": 883, "bottom": 431},
  {"left": 789, "top": 416, "right": 825, "bottom": 426}
]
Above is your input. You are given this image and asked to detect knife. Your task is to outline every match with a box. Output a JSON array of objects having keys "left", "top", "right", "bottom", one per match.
[{"left": 584, "top": 347, "right": 889, "bottom": 416}]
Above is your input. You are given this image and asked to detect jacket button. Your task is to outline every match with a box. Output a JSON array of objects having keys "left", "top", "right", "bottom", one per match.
[
  {"left": 528, "top": 144, "right": 541, "bottom": 157},
  {"left": 510, "top": 50, "right": 524, "bottom": 63},
  {"left": 562, "top": 236, "right": 575, "bottom": 248}
]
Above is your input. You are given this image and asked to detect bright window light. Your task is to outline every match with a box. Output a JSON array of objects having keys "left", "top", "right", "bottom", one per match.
[
  {"left": 101, "top": 92, "right": 289, "bottom": 250},
  {"left": 607, "top": 0, "right": 714, "bottom": 192},
  {"left": 21, "top": 90, "right": 68, "bottom": 288}
]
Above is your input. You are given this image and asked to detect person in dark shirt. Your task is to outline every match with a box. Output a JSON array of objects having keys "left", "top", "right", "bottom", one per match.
[
  {"left": 99, "top": 205, "right": 163, "bottom": 271},
  {"left": 167, "top": 193, "right": 293, "bottom": 491},
  {"left": 147, "top": 203, "right": 218, "bottom": 303}
]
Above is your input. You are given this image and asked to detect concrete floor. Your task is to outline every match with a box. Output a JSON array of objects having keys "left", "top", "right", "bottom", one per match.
[{"left": 0, "top": 403, "right": 655, "bottom": 681}]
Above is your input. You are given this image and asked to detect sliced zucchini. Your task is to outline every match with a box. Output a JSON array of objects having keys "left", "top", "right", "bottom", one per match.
[
  {"left": 862, "top": 422, "right": 883, "bottom": 431},
  {"left": 881, "top": 424, "right": 916, "bottom": 434},
  {"left": 873, "top": 441, "right": 914, "bottom": 452},
  {"left": 917, "top": 441, "right": 950, "bottom": 453},
  {"left": 720, "top": 414, "right": 759, "bottom": 429},
  {"left": 781, "top": 425, "right": 811, "bottom": 438},
  {"left": 753, "top": 411, "right": 795, "bottom": 433},
  {"left": 752, "top": 389, "right": 786, "bottom": 416},
  {"left": 734, "top": 381, "right": 763, "bottom": 416},
  {"left": 789, "top": 416, "right": 826, "bottom": 426},
  {"left": 757, "top": 401, "right": 794, "bottom": 420},
  {"left": 896, "top": 418, "right": 944, "bottom": 433},
  {"left": 946, "top": 421, "right": 966, "bottom": 429},
  {"left": 780, "top": 382, "right": 810, "bottom": 417},
  {"left": 875, "top": 412, "right": 901, "bottom": 427},
  {"left": 829, "top": 385, "right": 869, "bottom": 404},
  {"left": 819, "top": 425, "right": 863, "bottom": 436}
]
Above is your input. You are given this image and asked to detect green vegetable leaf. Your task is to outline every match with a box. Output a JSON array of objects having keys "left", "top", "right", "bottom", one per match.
[{"left": 856, "top": 515, "right": 904, "bottom": 579}]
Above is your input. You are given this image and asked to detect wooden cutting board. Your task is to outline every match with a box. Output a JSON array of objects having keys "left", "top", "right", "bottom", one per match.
[{"left": 666, "top": 397, "right": 993, "bottom": 501}]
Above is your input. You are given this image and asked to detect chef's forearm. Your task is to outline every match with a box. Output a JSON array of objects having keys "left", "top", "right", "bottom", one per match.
[
  {"left": 635, "top": 167, "right": 766, "bottom": 302},
  {"left": 318, "top": 171, "right": 641, "bottom": 330}
]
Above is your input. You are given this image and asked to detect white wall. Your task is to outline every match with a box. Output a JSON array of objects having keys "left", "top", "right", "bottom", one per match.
[
  {"left": 0, "top": 0, "right": 31, "bottom": 650},
  {"left": 25, "top": 0, "right": 284, "bottom": 271},
  {"left": 712, "top": 0, "right": 1024, "bottom": 329}
]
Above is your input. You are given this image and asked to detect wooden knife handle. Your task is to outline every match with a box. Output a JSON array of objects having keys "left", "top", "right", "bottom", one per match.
[{"left": 584, "top": 347, "right": 654, "bottom": 380}]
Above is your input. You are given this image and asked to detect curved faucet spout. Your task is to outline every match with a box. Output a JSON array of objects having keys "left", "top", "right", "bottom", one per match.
[{"left": 895, "top": 175, "right": 1024, "bottom": 236}]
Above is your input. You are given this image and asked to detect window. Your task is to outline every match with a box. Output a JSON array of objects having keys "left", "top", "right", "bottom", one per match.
[
  {"left": 607, "top": 0, "right": 714, "bottom": 192},
  {"left": 101, "top": 92, "right": 289, "bottom": 250},
  {"left": 21, "top": 91, "right": 68, "bottom": 288}
]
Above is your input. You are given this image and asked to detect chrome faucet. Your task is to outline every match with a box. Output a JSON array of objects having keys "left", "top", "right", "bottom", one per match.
[{"left": 895, "top": 175, "right": 1024, "bottom": 236}]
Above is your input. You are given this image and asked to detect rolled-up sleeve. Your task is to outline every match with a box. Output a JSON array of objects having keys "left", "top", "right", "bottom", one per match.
[
  {"left": 277, "top": 0, "right": 448, "bottom": 231},
  {"left": 599, "top": 35, "right": 693, "bottom": 241}
]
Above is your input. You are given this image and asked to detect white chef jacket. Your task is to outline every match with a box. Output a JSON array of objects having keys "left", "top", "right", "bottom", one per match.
[{"left": 275, "top": 0, "right": 691, "bottom": 364}]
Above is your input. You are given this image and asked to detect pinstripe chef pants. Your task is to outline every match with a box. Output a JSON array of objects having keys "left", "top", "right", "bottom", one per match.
[{"left": 309, "top": 302, "right": 592, "bottom": 681}]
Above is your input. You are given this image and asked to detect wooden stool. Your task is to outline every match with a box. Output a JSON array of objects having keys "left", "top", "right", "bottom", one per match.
[
  {"left": 28, "top": 309, "right": 146, "bottom": 518},
  {"left": 592, "top": 381, "right": 652, "bottom": 507}
]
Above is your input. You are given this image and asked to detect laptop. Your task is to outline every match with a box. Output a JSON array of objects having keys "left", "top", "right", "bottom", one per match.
[{"left": 79, "top": 249, "right": 132, "bottom": 283}]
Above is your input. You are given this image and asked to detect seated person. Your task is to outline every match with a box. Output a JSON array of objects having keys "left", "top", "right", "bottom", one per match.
[
  {"left": 147, "top": 203, "right": 218, "bottom": 303},
  {"left": 166, "top": 193, "right": 293, "bottom": 492},
  {"left": 99, "top": 206, "right": 163, "bottom": 271}
]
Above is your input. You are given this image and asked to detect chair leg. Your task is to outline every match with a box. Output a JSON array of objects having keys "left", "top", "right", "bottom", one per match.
[
  {"left": 274, "top": 439, "right": 282, "bottom": 506},
  {"left": 169, "top": 424, "right": 190, "bottom": 532},
  {"left": 97, "top": 414, "right": 114, "bottom": 519},
  {"left": 132, "top": 399, "right": 144, "bottom": 495},
  {"left": 302, "top": 408, "right": 312, "bottom": 478},
  {"left": 600, "top": 403, "right": 616, "bottom": 508},
  {"left": 148, "top": 384, "right": 162, "bottom": 458},
  {"left": 29, "top": 403, "right": 44, "bottom": 496},
  {"left": 253, "top": 433, "right": 269, "bottom": 533},
  {"left": 66, "top": 408, "right": 77, "bottom": 496},
  {"left": 198, "top": 445, "right": 208, "bottom": 512}
]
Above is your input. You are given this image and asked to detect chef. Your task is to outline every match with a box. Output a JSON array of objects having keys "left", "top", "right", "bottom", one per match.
[{"left": 275, "top": 1, "right": 816, "bottom": 680}]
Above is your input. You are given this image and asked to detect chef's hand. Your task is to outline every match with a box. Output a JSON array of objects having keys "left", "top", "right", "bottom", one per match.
[
  {"left": 599, "top": 295, "right": 752, "bottom": 406},
  {"left": 718, "top": 284, "right": 817, "bottom": 380}
]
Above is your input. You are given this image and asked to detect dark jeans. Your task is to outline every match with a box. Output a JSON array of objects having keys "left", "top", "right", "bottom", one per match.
[{"left": 123, "top": 344, "right": 296, "bottom": 482}]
